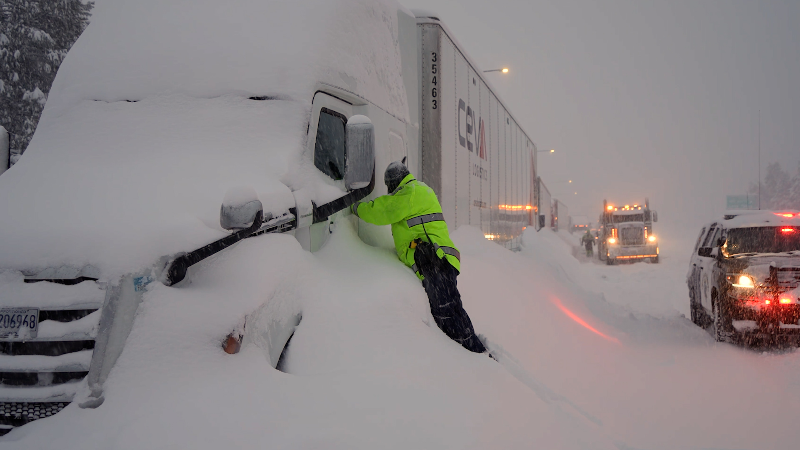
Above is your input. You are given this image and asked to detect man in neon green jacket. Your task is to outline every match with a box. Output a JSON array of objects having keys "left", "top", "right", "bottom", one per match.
[{"left": 351, "top": 161, "right": 486, "bottom": 353}]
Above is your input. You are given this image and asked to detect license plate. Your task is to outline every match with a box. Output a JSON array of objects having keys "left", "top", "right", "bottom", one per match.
[{"left": 0, "top": 308, "right": 39, "bottom": 340}]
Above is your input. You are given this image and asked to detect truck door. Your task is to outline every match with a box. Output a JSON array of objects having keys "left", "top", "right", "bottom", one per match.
[
  {"left": 299, "top": 92, "right": 354, "bottom": 252},
  {"left": 698, "top": 223, "right": 720, "bottom": 311},
  {"left": 689, "top": 226, "right": 707, "bottom": 302}
]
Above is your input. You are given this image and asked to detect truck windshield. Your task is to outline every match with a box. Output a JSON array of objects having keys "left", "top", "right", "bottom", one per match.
[
  {"left": 611, "top": 213, "right": 644, "bottom": 223},
  {"left": 726, "top": 227, "right": 800, "bottom": 255}
]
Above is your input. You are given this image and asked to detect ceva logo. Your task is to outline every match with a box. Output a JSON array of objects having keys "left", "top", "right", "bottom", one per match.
[{"left": 458, "top": 98, "right": 487, "bottom": 160}]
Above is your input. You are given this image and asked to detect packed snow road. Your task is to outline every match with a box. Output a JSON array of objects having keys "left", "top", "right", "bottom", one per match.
[
  {"left": 474, "top": 229, "right": 800, "bottom": 450},
  {"left": 4, "top": 224, "right": 799, "bottom": 449}
]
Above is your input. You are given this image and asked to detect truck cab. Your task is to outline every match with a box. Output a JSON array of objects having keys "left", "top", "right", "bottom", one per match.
[
  {"left": 0, "top": 1, "right": 539, "bottom": 435},
  {"left": 598, "top": 200, "right": 659, "bottom": 264}
]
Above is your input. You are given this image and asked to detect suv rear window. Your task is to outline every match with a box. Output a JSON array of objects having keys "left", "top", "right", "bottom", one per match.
[{"left": 726, "top": 227, "right": 800, "bottom": 255}]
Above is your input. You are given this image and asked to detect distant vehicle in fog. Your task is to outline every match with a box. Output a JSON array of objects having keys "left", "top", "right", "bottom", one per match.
[
  {"left": 570, "top": 215, "right": 590, "bottom": 234},
  {"left": 687, "top": 210, "right": 800, "bottom": 344},
  {"left": 597, "top": 199, "right": 659, "bottom": 264}
]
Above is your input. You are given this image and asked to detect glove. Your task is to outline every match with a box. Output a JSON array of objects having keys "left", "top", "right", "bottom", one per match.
[{"left": 350, "top": 202, "right": 361, "bottom": 217}]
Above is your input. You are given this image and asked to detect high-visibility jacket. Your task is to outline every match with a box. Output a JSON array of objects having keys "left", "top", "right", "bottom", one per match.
[{"left": 353, "top": 174, "right": 460, "bottom": 278}]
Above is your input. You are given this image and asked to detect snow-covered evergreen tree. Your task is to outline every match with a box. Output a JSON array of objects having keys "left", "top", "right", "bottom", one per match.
[
  {"left": 0, "top": 0, "right": 93, "bottom": 158},
  {"left": 750, "top": 161, "right": 800, "bottom": 210},
  {"left": 789, "top": 162, "right": 800, "bottom": 210}
]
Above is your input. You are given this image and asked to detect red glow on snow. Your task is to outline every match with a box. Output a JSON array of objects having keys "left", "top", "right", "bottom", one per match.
[{"left": 552, "top": 297, "right": 620, "bottom": 344}]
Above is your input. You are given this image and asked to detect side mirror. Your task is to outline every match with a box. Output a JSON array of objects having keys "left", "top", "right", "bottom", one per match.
[
  {"left": 0, "top": 126, "right": 9, "bottom": 176},
  {"left": 344, "top": 115, "right": 375, "bottom": 190},
  {"left": 697, "top": 247, "right": 712, "bottom": 257},
  {"left": 220, "top": 186, "right": 267, "bottom": 231},
  {"left": 652, "top": 211, "right": 658, "bottom": 222}
]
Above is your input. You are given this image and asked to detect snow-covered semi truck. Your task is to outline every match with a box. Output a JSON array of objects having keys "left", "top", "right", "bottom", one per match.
[
  {"left": 552, "top": 199, "right": 569, "bottom": 232},
  {"left": 0, "top": 0, "right": 538, "bottom": 433},
  {"left": 570, "top": 215, "right": 591, "bottom": 234},
  {"left": 597, "top": 199, "right": 659, "bottom": 264}
]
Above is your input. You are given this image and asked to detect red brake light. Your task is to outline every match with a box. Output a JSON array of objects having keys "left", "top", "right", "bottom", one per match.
[
  {"left": 781, "top": 227, "right": 796, "bottom": 233},
  {"left": 780, "top": 298, "right": 793, "bottom": 304},
  {"left": 765, "top": 300, "right": 771, "bottom": 305},
  {"left": 775, "top": 212, "right": 796, "bottom": 218}
]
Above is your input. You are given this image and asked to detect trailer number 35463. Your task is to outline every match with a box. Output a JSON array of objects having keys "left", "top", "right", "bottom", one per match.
[{"left": 431, "top": 52, "right": 438, "bottom": 109}]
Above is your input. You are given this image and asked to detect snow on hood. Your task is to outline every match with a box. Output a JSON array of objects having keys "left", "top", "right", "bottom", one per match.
[
  {"left": 0, "top": 96, "right": 305, "bottom": 278},
  {"left": 0, "top": 0, "right": 411, "bottom": 278},
  {"left": 43, "top": 0, "right": 409, "bottom": 122}
]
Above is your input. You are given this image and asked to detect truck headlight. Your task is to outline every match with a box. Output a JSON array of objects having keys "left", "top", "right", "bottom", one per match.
[
  {"left": 648, "top": 235, "right": 656, "bottom": 242},
  {"left": 729, "top": 274, "right": 755, "bottom": 288},
  {"left": 608, "top": 237, "right": 617, "bottom": 244}
]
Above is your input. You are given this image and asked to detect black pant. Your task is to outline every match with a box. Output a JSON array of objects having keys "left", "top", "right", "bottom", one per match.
[{"left": 415, "top": 243, "right": 486, "bottom": 353}]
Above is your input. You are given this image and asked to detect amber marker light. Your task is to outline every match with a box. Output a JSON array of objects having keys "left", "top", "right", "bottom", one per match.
[{"left": 780, "top": 298, "right": 793, "bottom": 304}]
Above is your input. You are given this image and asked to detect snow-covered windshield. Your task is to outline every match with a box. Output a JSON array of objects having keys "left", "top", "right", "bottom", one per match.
[{"left": 726, "top": 227, "right": 800, "bottom": 255}]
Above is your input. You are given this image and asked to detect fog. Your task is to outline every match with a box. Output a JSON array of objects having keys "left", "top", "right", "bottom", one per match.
[{"left": 403, "top": 0, "right": 800, "bottom": 242}]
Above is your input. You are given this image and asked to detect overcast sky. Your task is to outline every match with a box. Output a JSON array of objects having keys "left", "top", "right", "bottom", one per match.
[{"left": 402, "top": 0, "right": 800, "bottom": 238}]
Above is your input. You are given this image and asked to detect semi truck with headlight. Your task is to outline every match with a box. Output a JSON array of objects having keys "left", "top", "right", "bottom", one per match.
[
  {"left": 0, "top": 0, "right": 539, "bottom": 434},
  {"left": 597, "top": 199, "right": 659, "bottom": 264}
]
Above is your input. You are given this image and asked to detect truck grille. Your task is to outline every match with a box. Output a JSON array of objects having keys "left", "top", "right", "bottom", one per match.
[
  {"left": 620, "top": 227, "right": 644, "bottom": 246},
  {"left": 0, "top": 277, "right": 105, "bottom": 436}
]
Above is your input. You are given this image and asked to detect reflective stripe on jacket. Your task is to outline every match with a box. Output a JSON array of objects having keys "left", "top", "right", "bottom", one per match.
[{"left": 353, "top": 174, "right": 460, "bottom": 277}]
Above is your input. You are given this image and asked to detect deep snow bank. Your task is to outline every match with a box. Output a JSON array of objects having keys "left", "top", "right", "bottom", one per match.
[
  {"left": 6, "top": 223, "right": 799, "bottom": 449},
  {"left": 4, "top": 222, "right": 616, "bottom": 450}
]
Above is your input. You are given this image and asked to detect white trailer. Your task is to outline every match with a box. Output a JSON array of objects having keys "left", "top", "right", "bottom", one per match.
[
  {"left": 0, "top": 1, "right": 539, "bottom": 433},
  {"left": 418, "top": 18, "right": 536, "bottom": 249},
  {"left": 536, "top": 176, "right": 552, "bottom": 232}
]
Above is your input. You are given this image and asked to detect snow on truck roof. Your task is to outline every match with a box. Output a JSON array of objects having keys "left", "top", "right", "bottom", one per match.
[
  {"left": 0, "top": 0, "right": 409, "bottom": 278},
  {"left": 45, "top": 0, "right": 409, "bottom": 122}
]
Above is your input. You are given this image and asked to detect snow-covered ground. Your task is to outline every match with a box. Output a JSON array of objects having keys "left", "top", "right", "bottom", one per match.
[{"left": 4, "top": 224, "right": 799, "bottom": 449}]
